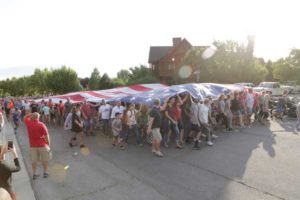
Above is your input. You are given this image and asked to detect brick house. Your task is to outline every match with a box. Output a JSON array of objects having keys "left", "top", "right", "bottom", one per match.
[{"left": 148, "top": 37, "right": 207, "bottom": 84}]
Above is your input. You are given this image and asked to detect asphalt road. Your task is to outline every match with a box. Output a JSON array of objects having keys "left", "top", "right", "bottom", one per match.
[{"left": 14, "top": 117, "right": 300, "bottom": 200}]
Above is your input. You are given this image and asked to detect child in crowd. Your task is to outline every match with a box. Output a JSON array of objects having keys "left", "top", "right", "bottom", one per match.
[
  {"left": 42, "top": 103, "right": 50, "bottom": 124},
  {"left": 12, "top": 107, "right": 21, "bottom": 134},
  {"left": 50, "top": 105, "right": 56, "bottom": 125},
  {"left": 112, "top": 112, "right": 125, "bottom": 150}
]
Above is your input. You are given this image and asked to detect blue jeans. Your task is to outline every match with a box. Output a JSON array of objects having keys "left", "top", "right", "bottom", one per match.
[
  {"left": 128, "top": 124, "right": 141, "bottom": 145},
  {"left": 170, "top": 122, "right": 180, "bottom": 141}
]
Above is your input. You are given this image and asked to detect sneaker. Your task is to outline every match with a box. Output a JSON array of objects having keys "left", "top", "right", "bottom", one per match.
[
  {"left": 207, "top": 141, "right": 214, "bottom": 146},
  {"left": 176, "top": 145, "right": 183, "bottom": 149},
  {"left": 212, "top": 134, "right": 218, "bottom": 139},
  {"left": 164, "top": 142, "right": 169, "bottom": 148},
  {"left": 155, "top": 151, "right": 164, "bottom": 157},
  {"left": 119, "top": 146, "right": 125, "bottom": 150},
  {"left": 151, "top": 149, "right": 157, "bottom": 154},
  {"left": 138, "top": 144, "right": 144, "bottom": 147},
  {"left": 33, "top": 174, "right": 40, "bottom": 180},
  {"left": 43, "top": 173, "right": 49, "bottom": 178}
]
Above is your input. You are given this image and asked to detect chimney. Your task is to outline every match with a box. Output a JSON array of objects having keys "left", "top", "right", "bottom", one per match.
[{"left": 172, "top": 37, "right": 182, "bottom": 46}]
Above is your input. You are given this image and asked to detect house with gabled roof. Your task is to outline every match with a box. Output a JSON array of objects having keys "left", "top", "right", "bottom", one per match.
[{"left": 148, "top": 37, "right": 208, "bottom": 84}]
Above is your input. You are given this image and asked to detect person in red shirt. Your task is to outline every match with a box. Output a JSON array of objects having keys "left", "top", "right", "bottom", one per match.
[
  {"left": 174, "top": 94, "right": 188, "bottom": 145},
  {"left": 57, "top": 100, "right": 64, "bottom": 126},
  {"left": 81, "top": 101, "right": 95, "bottom": 136},
  {"left": 24, "top": 112, "right": 51, "bottom": 180}
]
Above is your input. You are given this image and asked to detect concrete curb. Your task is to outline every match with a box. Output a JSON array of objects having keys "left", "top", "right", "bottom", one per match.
[{"left": 3, "top": 120, "right": 37, "bottom": 200}]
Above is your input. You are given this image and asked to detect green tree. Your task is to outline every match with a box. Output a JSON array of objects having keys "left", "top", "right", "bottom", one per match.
[
  {"left": 128, "top": 65, "right": 158, "bottom": 85},
  {"left": 272, "top": 58, "right": 300, "bottom": 83},
  {"left": 99, "top": 73, "right": 113, "bottom": 89},
  {"left": 88, "top": 68, "right": 101, "bottom": 90},
  {"left": 47, "top": 66, "right": 81, "bottom": 94},
  {"left": 29, "top": 68, "right": 51, "bottom": 95},
  {"left": 117, "top": 69, "right": 130, "bottom": 84},
  {"left": 112, "top": 78, "right": 126, "bottom": 87},
  {"left": 182, "top": 39, "right": 267, "bottom": 84}
]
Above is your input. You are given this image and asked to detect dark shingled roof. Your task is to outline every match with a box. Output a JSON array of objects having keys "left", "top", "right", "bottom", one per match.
[{"left": 148, "top": 46, "right": 172, "bottom": 63}]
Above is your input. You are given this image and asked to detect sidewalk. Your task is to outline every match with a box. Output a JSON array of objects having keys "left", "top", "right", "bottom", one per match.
[{"left": 2, "top": 119, "right": 36, "bottom": 200}]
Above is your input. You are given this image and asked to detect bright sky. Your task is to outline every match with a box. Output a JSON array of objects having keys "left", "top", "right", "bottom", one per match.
[{"left": 0, "top": 0, "right": 299, "bottom": 80}]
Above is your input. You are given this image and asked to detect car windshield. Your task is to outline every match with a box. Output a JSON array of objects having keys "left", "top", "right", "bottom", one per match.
[{"left": 259, "top": 83, "right": 273, "bottom": 88}]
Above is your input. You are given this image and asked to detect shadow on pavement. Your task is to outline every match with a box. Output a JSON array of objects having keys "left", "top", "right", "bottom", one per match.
[{"left": 15, "top": 119, "right": 300, "bottom": 200}]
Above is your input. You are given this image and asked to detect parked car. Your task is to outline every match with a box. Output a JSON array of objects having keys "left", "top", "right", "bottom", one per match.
[
  {"left": 253, "top": 82, "right": 285, "bottom": 96},
  {"left": 235, "top": 82, "right": 255, "bottom": 88},
  {"left": 281, "top": 85, "right": 294, "bottom": 93},
  {"left": 285, "top": 81, "right": 300, "bottom": 93}
]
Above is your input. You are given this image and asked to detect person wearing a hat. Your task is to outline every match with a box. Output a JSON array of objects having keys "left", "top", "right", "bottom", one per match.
[{"left": 24, "top": 112, "right": 51, "bottom": 180}]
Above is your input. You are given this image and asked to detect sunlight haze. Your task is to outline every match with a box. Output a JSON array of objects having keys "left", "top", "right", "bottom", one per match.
[{"left": 0, "top": 0, "right": 299, "bottom": 80}]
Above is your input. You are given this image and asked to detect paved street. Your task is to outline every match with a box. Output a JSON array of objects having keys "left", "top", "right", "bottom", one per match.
[{"left": 12, "top": 117, "right": 300, "bottom": 200}]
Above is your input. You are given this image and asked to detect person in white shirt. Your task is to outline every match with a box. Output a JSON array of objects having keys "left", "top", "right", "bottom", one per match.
[
  {"left": 23, "top": 100, "right": 31, "bottom": 115},
  {"left": 218, "top": 94, "right": 228, "bottom": 130},
  {"left": 110, "top": 101, "right": 125, "bottom": 119},
  {"left": 99, "top": 100, "right": 112, "bottom": 135},
  {"left": 246, "top": 89, "right": 254, "bottom": 125},
  {"left": 198, "top": 99, "right": 213, "bottom": 146},
  {"left": 189, "top": 95, "right": 201, "bottom": 150},
  {"left": 126, "top": 103, "right": 143, "bottom": 146}
]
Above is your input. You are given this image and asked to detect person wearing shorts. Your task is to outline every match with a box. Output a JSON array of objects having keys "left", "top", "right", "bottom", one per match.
[
  {"left": 24, "top": 112, "right": 51, "bottom": 180},
  {"left": 81, "top": 101, "right": 95, "bottom": 136},
  {"left": 71, "top": 104, "right": 85, "bottom": 148},
  {"left": 189, "top": 95, "right": 202, "bottom": 150},
  {"left": 147, "top": 99, "right": 164, "bottom": 157},
  {"left": 111, "top": 112, "right": 125, "bottom": 150},
  {"left": 231, "top": 93, "right": 244, "bottom": 128}
]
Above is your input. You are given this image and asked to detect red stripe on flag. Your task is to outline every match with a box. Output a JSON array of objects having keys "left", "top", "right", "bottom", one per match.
[
  {"left": 53, "top": 94, "right": 86, "bottom": 102},
  {"left": 128, "top": 85, "right": 152, "bottom": 92},
  {"left": 83, "top": 91, "right": 111, "bottom": 98}
]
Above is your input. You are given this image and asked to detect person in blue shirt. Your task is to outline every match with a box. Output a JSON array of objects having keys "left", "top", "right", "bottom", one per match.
[{"left": 12, "top": 108, "right": 21, "bottom": 134}]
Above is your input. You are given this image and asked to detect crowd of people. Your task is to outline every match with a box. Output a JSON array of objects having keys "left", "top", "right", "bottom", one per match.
[
  {"left": 1, "top": 88, "right": 300, "bottom": 200},
  {"left": 1, "top": 89, "right": 299, "bottom": 155}
]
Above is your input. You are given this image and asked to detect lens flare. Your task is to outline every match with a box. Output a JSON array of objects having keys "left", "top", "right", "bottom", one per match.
[
  {"left": 49, "top": 163, "right": 67, "bottom": 183},
  {"left": 80, "top": 147, "right": 90, "bottom": 156},
  {"left": 202, "top": 46, "right": 217, "bottom": 60},
  {"left": 178, "top": 65, "right": 192, "bottom": 79}
]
